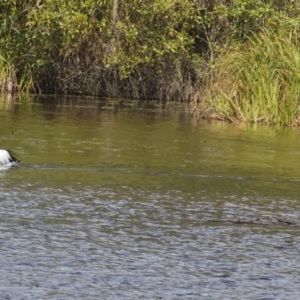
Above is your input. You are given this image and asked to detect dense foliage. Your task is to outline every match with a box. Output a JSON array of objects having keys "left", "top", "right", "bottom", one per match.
[
  {"left": 1, "top": 0, "right": 300, "bottom": 123},
  {"left": 204, "top": 20, "right": 300, "bottom": 125}
]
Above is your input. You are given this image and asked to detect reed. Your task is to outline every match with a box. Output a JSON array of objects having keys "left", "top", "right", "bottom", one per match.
[
  {"left": 0, "top": 56, "right": 18, "bottom": 92},
  {"left": 203, "top": 20, "right": 300, "bottom": 125}
]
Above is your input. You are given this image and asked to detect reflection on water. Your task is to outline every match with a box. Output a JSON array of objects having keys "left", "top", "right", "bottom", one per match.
[{"left": 0, "top": 95, "right": 300, "bottom": 299}]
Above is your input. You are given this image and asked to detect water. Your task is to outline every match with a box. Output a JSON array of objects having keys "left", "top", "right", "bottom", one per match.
[{"left": 0, "top": 95, "right": 300, "bottom": 299}]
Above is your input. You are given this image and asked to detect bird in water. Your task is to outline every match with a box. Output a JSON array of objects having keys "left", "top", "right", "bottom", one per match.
[{"left": 0, "top": 149, "right": 20, "bottom": 166}]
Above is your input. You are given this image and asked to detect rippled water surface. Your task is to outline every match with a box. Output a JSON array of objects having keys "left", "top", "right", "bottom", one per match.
[{"left": 1, "top": 96, "right": 300, "bottom": 299}]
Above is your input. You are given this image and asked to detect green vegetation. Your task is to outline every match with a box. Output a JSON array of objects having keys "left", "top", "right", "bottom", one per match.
[
  {"left": 203, "top": 20, "right": 300, "bottom": 125},
  {"left": 1, "top": 0, "right": 300, "bottom": 124}
]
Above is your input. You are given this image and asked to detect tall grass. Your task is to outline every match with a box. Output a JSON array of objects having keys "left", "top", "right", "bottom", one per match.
[
  {"left": 0, "top": 55, "right": 18, "bottom": 92},
  {"left": 0, "top": 55, "right": 36, "bottom": 93},
  {"left": 203, "top": 20, "right": 300, "bottom": 125}
]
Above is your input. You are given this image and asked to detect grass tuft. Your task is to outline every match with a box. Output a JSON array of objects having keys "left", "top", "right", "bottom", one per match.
[
  {"left": 0, "top": 55, "right": 18, "bottom": 92},
  {"left": 203, "top": 20, "right": 300, "bottom": 126}
]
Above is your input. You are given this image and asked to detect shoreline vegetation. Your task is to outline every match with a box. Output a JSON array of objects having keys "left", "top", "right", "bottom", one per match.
[{"left": 1, "top": 1, "right": 300, "bottom": 125}]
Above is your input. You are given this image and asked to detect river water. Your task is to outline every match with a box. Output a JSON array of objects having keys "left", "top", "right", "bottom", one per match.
[{"left": 0, "top": 95, "right": 300, "bottom": 299}]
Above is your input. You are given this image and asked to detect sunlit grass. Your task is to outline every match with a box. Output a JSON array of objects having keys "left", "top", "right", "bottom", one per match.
[
  {"left": 0, "top": 54, "right": 36, "bottom": 94},
  {"left": 0, "top": 55, "right": 17, "bottom": 92},
  {"left": 204, "top": 20, "right": 300, "bottom": 126}
]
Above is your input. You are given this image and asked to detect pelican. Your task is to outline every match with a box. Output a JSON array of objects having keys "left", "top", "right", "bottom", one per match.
[{"left": 0, "top": 149, "right": 20, "bottom": 166}]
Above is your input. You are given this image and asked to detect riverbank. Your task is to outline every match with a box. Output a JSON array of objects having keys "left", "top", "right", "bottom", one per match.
[{"left": 1, "top": 1, "right": 300, "bottom": 124}]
